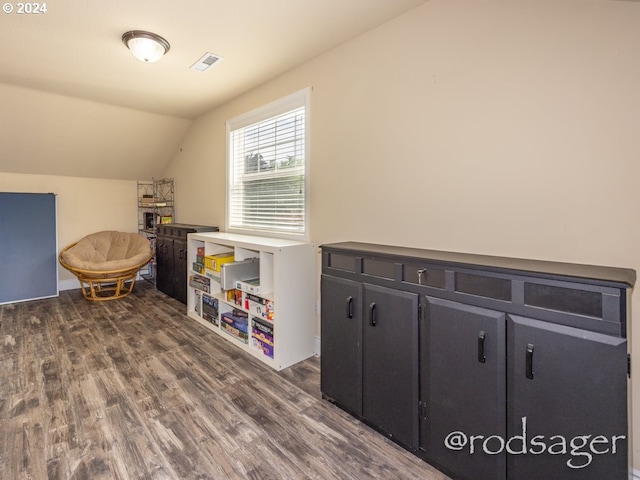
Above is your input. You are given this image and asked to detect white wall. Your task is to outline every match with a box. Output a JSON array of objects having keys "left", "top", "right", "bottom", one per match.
[
  {"left": 0, "top": 83, "right": 188, "bottom": 289},
  {"left": 0, "top": 173, "right": 138, "bottom": 289},
  {"left": 0, "top": 83, "right": 191, "bottom": 181},
  {"left": 163, "top": 0, "right": 640, "bottom": 469}
]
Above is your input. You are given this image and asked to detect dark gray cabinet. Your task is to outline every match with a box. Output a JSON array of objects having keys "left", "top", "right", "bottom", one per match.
[
  {"left": 507, "top": 315, "right": 628, "bottom": 480},
  {"left": 320, "top": 242, "right": 634, "bottom": 480},
  {"left": 156, "top": 224, "right": 218, "bottom": 303},
  {"left": 320, "top": 276, "right": 419, "bottom": 449},
  {"left": 155, "top": 230, "right": 173, "bottom": 297},
  {"left": 363, "top": 283, "right": 419, "bottom": 450},
  {"left": 320, "top": 275, "right": 363, "bottom": 416},
  {"left": 421, "top": 297, "right": 506, "bottom": 480}
]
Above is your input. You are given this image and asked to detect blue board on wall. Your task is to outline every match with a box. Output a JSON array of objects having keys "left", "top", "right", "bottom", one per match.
[{"left": 0, "top": 192, "right": 58, "bottom": 304}]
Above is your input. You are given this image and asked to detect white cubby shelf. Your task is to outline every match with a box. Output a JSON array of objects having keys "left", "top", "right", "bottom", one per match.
[{"left": 186, "top": 232, "right": 316, "bottom": 371}]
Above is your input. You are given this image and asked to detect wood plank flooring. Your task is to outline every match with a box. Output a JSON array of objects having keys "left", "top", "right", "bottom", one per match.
[{"left": 0, "top": 282, "right": 450, "bottom": 480}]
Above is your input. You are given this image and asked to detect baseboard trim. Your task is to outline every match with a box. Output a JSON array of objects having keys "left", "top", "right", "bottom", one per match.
[
  {"left": 315, "top": 335, "right": 321, "bottom": 356},
  {"left": 59, "top": 278, "right": 78, "bottom": 291},
  {"left": 631, "top": 468, "right": 640, "bottom": 480}
]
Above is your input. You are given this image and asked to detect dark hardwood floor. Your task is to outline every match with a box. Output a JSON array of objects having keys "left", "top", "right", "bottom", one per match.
[{"left": 0, "top": 282, "right": 450, "bottom": 480}]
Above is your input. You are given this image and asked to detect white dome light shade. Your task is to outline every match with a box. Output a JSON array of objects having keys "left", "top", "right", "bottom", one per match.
[{"left": 122, "top": 31, "right": 170, "bottom": 63}]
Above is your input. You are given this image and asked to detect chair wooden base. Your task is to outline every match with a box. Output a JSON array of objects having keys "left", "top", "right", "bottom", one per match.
[
  {"left": 59, "top": 243, "right": 151, "bottom": 301},
  {"left": 75, "top": 270, "right": 140, "bottom": 301}
]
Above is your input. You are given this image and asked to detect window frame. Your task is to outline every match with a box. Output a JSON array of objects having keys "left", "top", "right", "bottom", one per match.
[{"left": 225, "top": 87, "right": 311, "bottom": 240}]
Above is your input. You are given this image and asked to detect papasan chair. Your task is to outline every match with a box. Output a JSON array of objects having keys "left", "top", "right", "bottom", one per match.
[{"left": 59, "top": 231, "right": 153, "bottom": 301}]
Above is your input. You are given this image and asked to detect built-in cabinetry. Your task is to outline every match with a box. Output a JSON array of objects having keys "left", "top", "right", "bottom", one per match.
[
  {"left": 186, "top": 232, "right": 315, "bottom": 371},
  {"left": 156, "top": 224, "right": 219, "bottom": 304},
  {"left": 321, "top": 276, "right": 420, "bottom": 450},
  {"left": 321, "top": 242, "right": 634, "bottom": 480},
  {"left": 364, "top": 284, "right": 419, "bottom": 450}
]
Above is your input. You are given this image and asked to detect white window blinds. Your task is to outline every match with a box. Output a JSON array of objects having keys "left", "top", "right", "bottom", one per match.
[{"left": 227, "top": 89, "right": 309, "bottom": 236}]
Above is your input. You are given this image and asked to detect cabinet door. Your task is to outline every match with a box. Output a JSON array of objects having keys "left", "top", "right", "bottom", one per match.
[
  {"left": 156, "top": 235, "right": 173, "bottom": 297},
  {"left": 173, "top": 237, "right": 188, "bottom": 304},
  {"left": 320, "top": 275, "right": 363, "bottom": 416},
  {"left": 507, "top": 315, "right": 628, "bottom": 480},
  {"left": 421, "top": 297, "right": 506, "bottom": 480},
  {"left": 363, "top": 283, "right": 419, "bottom": 450}
]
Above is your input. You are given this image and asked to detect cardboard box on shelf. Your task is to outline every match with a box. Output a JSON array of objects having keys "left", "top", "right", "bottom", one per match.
[{"left": 204, "top": 253, "right": 234, "bottom": 272}]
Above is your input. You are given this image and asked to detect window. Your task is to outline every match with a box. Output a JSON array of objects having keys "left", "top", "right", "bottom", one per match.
[{"left": 227, "top": 88, "right": 310, "bottom": 238}]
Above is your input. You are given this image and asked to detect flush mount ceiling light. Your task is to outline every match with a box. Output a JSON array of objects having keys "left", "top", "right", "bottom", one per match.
[{"left": 122, "top": 30, "right": 170, "bottom": 63}]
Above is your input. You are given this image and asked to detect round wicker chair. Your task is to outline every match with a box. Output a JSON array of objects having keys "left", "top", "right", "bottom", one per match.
[{"left": 59, "top": 231, "right": 153, "bottom": 301}]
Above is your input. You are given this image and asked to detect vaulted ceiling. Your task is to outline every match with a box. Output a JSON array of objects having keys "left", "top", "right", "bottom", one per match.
[
  {"left": 0, "top": 0, "right": 429, "bottom": 181},
  {"left": 0, "top": 0, "right": 428, "bottom": 119}
]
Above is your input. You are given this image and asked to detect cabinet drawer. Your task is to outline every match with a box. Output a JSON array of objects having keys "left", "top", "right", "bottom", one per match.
[
  {"left": 325, "top": 251, "right": 357, "bottom": 272},
  {"left": 403, "top": 264, "right": 446, "bottom": 289}
]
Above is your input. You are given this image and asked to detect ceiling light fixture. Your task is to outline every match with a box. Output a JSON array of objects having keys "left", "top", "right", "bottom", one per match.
[{"left": 122, "top": 30, "right": 170, "bottom": 63}]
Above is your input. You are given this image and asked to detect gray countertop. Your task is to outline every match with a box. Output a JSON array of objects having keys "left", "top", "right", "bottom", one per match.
[{"left": 321, "top": 241, "right": 636, "bottom": 288}]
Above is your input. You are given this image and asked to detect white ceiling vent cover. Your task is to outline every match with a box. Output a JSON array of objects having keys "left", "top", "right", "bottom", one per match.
[{"left": 190, "top": 52, "right": 223, "bottom": 72}]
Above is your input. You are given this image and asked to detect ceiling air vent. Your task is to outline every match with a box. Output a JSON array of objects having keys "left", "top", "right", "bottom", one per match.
[{"left": 190, "top": 52, "right": 223, "bottom": 72}]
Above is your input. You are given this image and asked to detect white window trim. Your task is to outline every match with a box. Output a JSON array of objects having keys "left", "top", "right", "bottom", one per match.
[{"left": 225, "top": 87, "right": 311, "bottom": 240}]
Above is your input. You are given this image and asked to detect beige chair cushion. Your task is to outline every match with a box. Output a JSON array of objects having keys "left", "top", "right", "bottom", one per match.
[{"left": 61, "top": 231, "right": 152, "bottom": 271}]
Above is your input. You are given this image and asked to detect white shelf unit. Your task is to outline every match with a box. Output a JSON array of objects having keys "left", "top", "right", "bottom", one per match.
[{"left": 186, "top": 232, "right": 316, "bottom": 371}]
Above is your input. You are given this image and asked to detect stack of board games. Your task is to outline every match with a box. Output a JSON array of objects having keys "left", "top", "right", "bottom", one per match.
[
  {"left": 243, "top": 293, "right": 274, "bottom": 321},
  {"left": 251, "top": 316, "right": 274, "bottom": 358},
  {"left": 235, "top": 277, "right": 261, "bottom": 294},
  {"left": 194, "top": 290, "right": 202, "bottom": 316},
  {"left": 188, "top": 274, "right": 210, "bottom": 293},
  {"left": 202, "top": 293, "right": 219, "bottom": 326},
  {"left": 193, "top": 246, "right": 205, "bottom": 274},
  {"left": 221, "top": 309, "right": 249, "bottom": 343}
]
